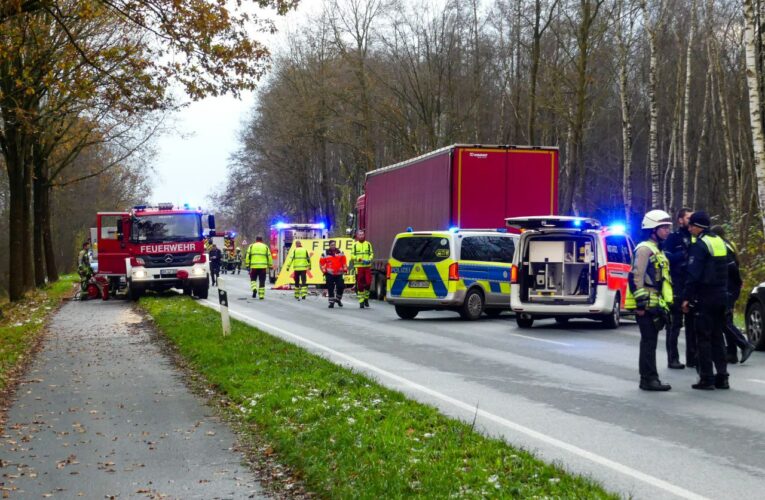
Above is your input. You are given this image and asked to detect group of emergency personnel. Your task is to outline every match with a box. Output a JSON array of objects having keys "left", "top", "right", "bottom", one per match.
[
  {"left": 241, "top": 230, "right": 374, "bottom": 308},
  {"left": 628, "top": 208, "right": 755, "bottom": 391}
]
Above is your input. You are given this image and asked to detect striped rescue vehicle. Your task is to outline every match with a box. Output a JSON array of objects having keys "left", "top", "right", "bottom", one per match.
[{"left": 386, "top": 230, "right": 518, "bottom": 321}]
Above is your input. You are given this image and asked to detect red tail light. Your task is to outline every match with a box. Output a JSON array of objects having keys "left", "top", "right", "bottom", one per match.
[
  {"left": 385, "top": 263, "right": 391, "bottom": 280},
  {"left": 510, "top": 264, "right": 518, "bottom": 284},
  {"left": 130, "top": 257, "right": 145, "bottom": 267},
  {"left": 448, "top": 262, "right": 459, "bottom": 281},
  {"left": 598, "top": 266, "right": 608, "bottom": 284},
  {"left": 193, "top": 254, "right": 206, "bottom": 264}
]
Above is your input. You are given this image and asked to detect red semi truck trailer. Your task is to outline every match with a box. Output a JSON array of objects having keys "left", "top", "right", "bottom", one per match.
[{"left": 356, "top": 144, "right": 559, "bottom": 298}]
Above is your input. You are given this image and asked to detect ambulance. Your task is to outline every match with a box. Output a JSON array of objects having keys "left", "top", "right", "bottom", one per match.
[
  {"left": 507, "top": 216, "right": 634, "bottom": 329},
  {"left": 269, "top": 222, "right": 329, "bottom": 283},
  {"left": 386, "top": 229, "right": 518, "bottom": 320}
]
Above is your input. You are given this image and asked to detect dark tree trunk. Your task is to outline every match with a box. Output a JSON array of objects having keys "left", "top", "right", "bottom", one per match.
[{"left": 33, "top": 171, "right": 46, "bottom": 287}]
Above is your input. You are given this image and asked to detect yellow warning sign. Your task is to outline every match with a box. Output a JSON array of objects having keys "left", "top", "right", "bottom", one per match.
[{"left": 274, "top": 238, "right": 357, "bottom": 288}]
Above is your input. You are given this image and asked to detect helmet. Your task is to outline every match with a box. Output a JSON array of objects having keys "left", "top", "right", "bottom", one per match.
[{"left": 641, "top": 209, "right": 672, "bottom": 230}]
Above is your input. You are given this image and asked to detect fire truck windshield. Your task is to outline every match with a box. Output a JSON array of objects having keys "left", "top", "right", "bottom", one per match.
[{"left": 130, "top": 214, "right": 202, "bottom": 243}]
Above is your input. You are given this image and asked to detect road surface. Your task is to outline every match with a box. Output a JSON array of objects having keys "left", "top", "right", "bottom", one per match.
[{"left": 208, "top": 272, "right": 765, "bottom": 500}]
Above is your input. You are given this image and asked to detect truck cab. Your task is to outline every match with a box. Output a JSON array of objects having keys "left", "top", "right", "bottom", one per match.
[
  {"left": 97, "top": 204, "right": 213, "bottom": 300},
  {"left": 507, "top": 216, "right": 634, "bottom": 329}
]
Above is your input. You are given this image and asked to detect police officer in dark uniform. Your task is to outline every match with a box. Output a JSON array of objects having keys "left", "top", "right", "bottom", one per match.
[
  {"left": 663, "top": 207, "right": 693, "bottom": 369},
  {"left": 209, "top": 244, "right": 222, "bottom": 287},
  {"left": 710, "top": 225, "right": 756, "bottom": 364},
  {"left": 681, "top": 211, "right": 729, "bottom": 390}
]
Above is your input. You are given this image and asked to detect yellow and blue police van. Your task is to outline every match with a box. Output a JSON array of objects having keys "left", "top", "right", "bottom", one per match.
[{"left": 386, "top": 229, "right": 518, "bottom": 320}]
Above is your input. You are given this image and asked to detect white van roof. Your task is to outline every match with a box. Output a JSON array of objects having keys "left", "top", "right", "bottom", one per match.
[{"left": 505, "top": 216, "right": 601, "bottom": 231}]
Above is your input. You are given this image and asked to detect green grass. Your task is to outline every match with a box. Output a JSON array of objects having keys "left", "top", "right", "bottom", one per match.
[
  {"left": 0, "top": 275, "right": 76, "bottom": 392},
  {"left": 142, "top": 295, "right": 617, "bottom": 499}
]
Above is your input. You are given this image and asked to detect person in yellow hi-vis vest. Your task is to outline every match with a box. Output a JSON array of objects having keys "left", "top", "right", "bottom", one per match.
[
  {"left": 350, "top": 230, "right": 374, "bottom": 308},
  {"left": 245, "top": 235, "right": 273, "bottom": 300},
  {"left": 285, "top": 241, "right": 311, "bottom": 301},
  {"left": 626, "top": 209, "right": 674, "bottom": 392}
]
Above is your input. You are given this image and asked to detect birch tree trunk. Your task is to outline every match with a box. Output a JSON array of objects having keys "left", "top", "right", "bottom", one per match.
[
  {"left": 743, "top": 0, "right": 765, "bottom": 231},
  {"left": 681, "top": 0, "right": 697, "bottom": 207},
  {"left": 693, "top": 68, "right": 711, "bottom": 208},
  {"left": 616, "top": 0, "right": 634, "bottom": 221},
  {"left": 641, "top": 1, "right": 661, "bottom": 207}
]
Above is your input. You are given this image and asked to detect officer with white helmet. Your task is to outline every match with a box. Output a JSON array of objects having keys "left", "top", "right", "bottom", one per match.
[{"left": 626, "top": 209, "right": 674, "bottom": 391}]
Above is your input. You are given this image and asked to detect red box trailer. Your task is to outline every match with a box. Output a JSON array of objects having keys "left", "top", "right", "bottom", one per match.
[{"left": 356, "top": 144, "right": 559, "bottom": 297}]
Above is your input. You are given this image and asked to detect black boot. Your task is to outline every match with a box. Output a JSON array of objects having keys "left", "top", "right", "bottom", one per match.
[
  {"left": 639, "top": 379, "right": 671, "bottom": 391},
  {"left": 364, "top": 299, "right": 370, "bottom": 307},
  {"left": 252, "top": 290, "right": 257, "bottom": 298},
  {"left": 692, "top": 379, "right": 716, "bottom": 390},
  {"left": 726, "top": 352, "right": 739, "bottom": 364},
  {"left": 714, "top": 374, "right": 730, "bottom": 389},
  {"left": 328, "top": 301, "right": 334, "bottom": 308},
  {"left": 668, "top": 361, "right": 685, "bottom": 369},
  {"left": 741, "top": 344, "right": 756, "bottom": 364}
]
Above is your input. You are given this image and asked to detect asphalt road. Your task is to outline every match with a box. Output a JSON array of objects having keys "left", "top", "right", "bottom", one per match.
[
  {"left": 0, "top": 300, "right": 265, "bottom": 499},
  {"left": 208, "top": 272, "right": 765, "bottom": 500}
]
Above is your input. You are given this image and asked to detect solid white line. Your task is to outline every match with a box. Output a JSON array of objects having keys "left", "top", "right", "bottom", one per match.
[
  {"left": 747, "top": 379, "right": 765, "bottom": 385},
  {"left": 199, "top": 299, "right": 709, "bottom": 500},
  {"left": 509, "top": 333, "right": 573, "bottom": 347}
]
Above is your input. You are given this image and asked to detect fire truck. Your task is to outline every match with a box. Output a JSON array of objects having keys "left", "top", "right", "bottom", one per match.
[
  {"left": 96, "top": 204, "right": 214, "bottom": 300},
  {"left": 269, "top": 222, "right": 328, "bottom": 283}
]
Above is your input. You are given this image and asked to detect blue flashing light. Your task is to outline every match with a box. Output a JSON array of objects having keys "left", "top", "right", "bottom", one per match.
[
  {"left": 495, "top": 228, "right": 507, "bottom": 233},
  {"left": 230, "top": 231, "right": 237, "bottom": 238},
  {"left": 573, "top": 219, "right": 582, "bottom": 227},
  {"left": 406, "top": 227, "right": 414, "bottom": 232},
  {"left": 609, "top": 223, "right": 626, "bottom": 235},
  {"left": 449, "top": 226, "right": 460, "bottom": 233},
  {"left": 275, "top": 222, "right": 289, "bottom": 229},
  {"left": 316, "top": 222, "right": 326, "bottom": 230}
]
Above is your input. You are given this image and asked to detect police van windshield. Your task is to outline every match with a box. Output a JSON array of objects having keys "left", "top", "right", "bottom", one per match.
[
  {"left": 131, "top": 214, "right": 202, "bottom": 243},
  {"left": 392, "top": 236, "right": 451, "bottom": 262}
]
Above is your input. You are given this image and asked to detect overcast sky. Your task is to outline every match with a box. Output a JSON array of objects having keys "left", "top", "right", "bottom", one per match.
[{"left": 149, "top": 3, "right": 317, "bottom": 210}]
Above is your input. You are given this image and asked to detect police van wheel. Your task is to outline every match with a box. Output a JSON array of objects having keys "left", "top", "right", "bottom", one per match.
[
  {"left": 459, "top": 289, "right": 484, "bottom": 321},
  {"left": 601, "top": 294, "right": 621, "bottom": 329},
  {"left": 395, "top": 305, "right": 418, "bottom": 320},
  {"left": 516, "top": 314, "right": 534, "bottom": 328}
]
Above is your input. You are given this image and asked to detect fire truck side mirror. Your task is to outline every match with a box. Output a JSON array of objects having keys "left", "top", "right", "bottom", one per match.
[
  {"left": 346, "top": 213, "right": 355, "bottom": 227},
  {"left": 208, "top": 215, "right": 216, "bottom": 231}
]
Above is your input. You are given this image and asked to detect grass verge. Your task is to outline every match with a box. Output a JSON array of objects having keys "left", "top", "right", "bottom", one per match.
[
  {"left": 142, "top": 295, "right": 617, "bottom": 499},
  {"left": 0, "top": 275, "right": 76, "bottom": 394}
]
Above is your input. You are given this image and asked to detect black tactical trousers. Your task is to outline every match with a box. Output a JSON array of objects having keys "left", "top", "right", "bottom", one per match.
[
  {"left": 637, "top": 312, "right": 662, "bottom": 381},
  {"left": 670, "top": 301, "right": 696, "bottom": 365},
  {"left": 694, "top": 303, "right": 728, "bottom": 383}
]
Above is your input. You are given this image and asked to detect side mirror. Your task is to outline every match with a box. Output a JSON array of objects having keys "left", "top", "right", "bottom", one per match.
[
  {"left": 345, "top": 228, "right": 352, "bottom": 235},
  {"left": 208, "top": 215, "right": 216, "bottom": 230},
  {"left": 346, "top": 213, "right": 355, "bottom": 227}
]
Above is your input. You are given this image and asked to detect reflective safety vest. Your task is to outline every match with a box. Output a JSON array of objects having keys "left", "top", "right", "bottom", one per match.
[
  {"left": 625, "top": 240, "right": 673, "bottom": 311},
  {"left": 351, "top": 241, "right": 374, "bottom": 268},
  {"left": 698, "top": 233, "right": 728, "bottom": 286},
  {"left": 286, "top": 247, "right": 311, "bottom": 271},
  {"left": 246, "top": 242, "right": 272, "bottom": 269}
]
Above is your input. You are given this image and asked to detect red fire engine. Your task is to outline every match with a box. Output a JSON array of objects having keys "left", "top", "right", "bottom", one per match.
[{"left": 96, "top": 204, "right": 214, "bottom": 300}]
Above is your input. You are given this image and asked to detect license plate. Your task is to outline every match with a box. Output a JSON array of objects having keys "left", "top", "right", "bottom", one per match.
[
  {"left": 408, "top": 280, "right": 429, "bottom": 288},
  {"left": 160, "top": 269, "right": 178, "bottom": 277}
]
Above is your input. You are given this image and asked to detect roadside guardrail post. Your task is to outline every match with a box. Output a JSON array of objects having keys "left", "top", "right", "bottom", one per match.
[{"left": 217, "top": 277, "right": 231, "bottom": 336}]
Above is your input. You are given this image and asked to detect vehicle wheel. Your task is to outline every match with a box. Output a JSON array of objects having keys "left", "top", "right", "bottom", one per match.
[
  {"left": 459, "top": 288, "right": 485, "bottom": 320},
  {"left": 395, "top": 305, "right": 418, "bottom": 320},
  {"left": 182, "top": 286, "right": 192, "bottom": 296},
  {"left": 516, "top": 313, "right": 534, "bottom": 328},
  {"left": 374, "top": 274, "right": 386, "bottom": 301},
  {"left": 601, "top": 294, "right": 621, "bottom": 329},
  {"left": 555, "top": 316, "right": 569, "bottom": 325},
  {"left": 194, "top": 285, "right": 209, "bottom": 300},
  {"left": 127, "top": 281, "right": 143, "bottom": 302},
  {"left": 485, "top": 309, "right": 503, "bottom": 318},
  {"left": 747, "top": 301, "right": 765, "bottom": 350}
]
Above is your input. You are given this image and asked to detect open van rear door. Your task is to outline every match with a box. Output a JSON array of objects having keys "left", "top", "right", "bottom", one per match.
[{"left": 505, "top": 216, "right": 601, "bottom": 231}]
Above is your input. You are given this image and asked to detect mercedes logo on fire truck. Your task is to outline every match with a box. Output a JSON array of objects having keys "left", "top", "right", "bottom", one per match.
[{"left": 164, "top": 254, "right": 174, "bottom": 264}]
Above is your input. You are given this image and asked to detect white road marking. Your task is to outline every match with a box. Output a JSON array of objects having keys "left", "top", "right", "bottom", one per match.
[
  {"left": 747, "top": 379, "right": 765, "bottom": 385},
  {"left": 199, "top": 299, "right": 709, "bottom": 500},
  {"left": 509, "top": 333, "right": 573, "bottom": 347}
]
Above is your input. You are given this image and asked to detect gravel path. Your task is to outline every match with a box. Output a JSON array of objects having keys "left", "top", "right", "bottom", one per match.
[{"left": 0, "top": 300, "right": 266, "bottom": 499}]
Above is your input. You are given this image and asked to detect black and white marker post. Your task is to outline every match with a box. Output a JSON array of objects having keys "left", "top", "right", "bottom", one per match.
[{"left": 217, "top": 277, "right": 231, "bottom": 336}]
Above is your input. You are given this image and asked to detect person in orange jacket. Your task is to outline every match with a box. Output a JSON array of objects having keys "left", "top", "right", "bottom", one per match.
[{"left": 320, "top": 240, "right": 347, "bottom": 309}]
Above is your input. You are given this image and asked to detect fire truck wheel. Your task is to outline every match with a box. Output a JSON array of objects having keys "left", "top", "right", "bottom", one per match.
[
  {"left": 194, "top": 285, "right": 209, "bottom": 299},
  {"left": 127, "top": 281, "right": 143, "bottom": 301}
]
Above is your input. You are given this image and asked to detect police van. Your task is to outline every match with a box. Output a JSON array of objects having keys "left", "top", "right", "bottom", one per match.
[
  {"left": 386, "top": 229, "right": 518, "bottom": 320},
  {"left": 506, "top": 216, "right": 634, "bottom": 329}
]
